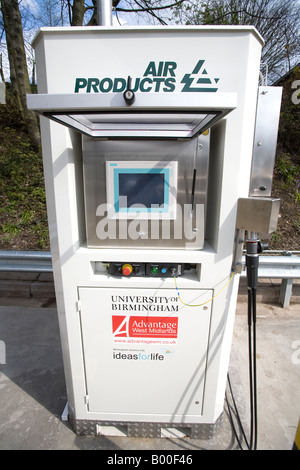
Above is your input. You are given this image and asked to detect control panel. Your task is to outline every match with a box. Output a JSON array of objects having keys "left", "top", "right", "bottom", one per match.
[{"left": 106, "top": 262, "right": 184, "bottom": 277}]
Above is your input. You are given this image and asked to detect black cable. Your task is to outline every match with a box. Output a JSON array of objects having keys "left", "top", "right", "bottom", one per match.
[
  {"left": 225, "top": 390, "right": 245, "bottom": 450},
  {"left": 226, "top": 237, "right": 259, "bottom": 450},
  {"left": 248, "top": 288, "right": 254, "bottom": 450},
  {"left": 226, "top": 287, "right": 258, "bottom": 450},
  {"left": 226, "top": 374, "right": 250, "bottom": 449},
  {"left": 252, "top": 288, "right": 258, "bottom": 450}
]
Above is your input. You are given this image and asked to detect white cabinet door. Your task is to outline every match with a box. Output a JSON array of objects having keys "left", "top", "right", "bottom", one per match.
[{"left": 79, "top": 287, "right": 212, "bottom": 418}]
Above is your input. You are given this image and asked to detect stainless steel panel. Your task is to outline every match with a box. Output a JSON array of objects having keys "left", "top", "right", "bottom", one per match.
[
  {"left": 97, "top": 0, "right": 112, "bottom": 26},
  {"left": 82, "top": 135, "right": 209, "bottom": 249},
  {"left": 68, "top": 405, "right": 223, "bottom": 438},
  {"left": 249, "top": 86, "right": 282, "bottom": 197},
  {"left": 236, "top": 197, "right": 280, "bottom": 234}
]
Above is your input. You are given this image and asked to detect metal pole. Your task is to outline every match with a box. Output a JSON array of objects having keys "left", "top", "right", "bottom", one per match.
[{"left": 97, "top": 0, "right": 113, "bottom": 26}]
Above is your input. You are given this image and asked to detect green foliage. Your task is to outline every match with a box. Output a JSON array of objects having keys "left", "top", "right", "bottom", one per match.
[
  {"left": 278, "top": 67, "right": 300, "bottom": 160},
  {"left": 276, "top": 153, "right": 300, "bottom": 205},
  {"left": 0, "top": 85, "right": 26, "bottom": 131},
  {"left": 270, "top": 231, "right": 282, "bottom": 246},
  {"left": 2, "top": 223, "right": 21, "bottom": 235},
  {"left": 0, "top": 105, "right": 49, "bottom": 250},
  {"left": 276, "top": 154, "right": 298, "bottom": 182}
]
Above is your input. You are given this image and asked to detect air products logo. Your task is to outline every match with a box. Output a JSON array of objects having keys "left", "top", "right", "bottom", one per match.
[
  {"left": 112, "top": 315, "right": 178, "bottom": 345},
  {"left": 74, "top": 59, "right": 219, "bottom": 94},
  {"left": 181, "top": 59, "right": 219, "bottom": 92}
]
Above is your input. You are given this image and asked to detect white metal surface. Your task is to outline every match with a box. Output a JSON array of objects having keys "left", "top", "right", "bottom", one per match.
[
  {"left": 27, "top": 92, "right": 237, "bottom": 111},
  {"left": 27, "top": 92, "right": 237, "bottom": 139},
  {"left": 31, "top": 25, "right": 265, "bottom": 430},
  {"left": 79, "top": 287, "right": 212, "bottom": 419}
]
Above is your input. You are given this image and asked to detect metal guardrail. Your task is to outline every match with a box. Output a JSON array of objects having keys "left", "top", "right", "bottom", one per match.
[
  {"left": 0, "top": 250, "right": 299, "bottom": 307},
  {"left": 241, "top": 253, "right": 300, "bottom": 279},
  {"left": 240, "top": 253, "right": 300, "bottom": 307},
  {"left": 0, "top": 251, "right": 52, "bottom": 273}
]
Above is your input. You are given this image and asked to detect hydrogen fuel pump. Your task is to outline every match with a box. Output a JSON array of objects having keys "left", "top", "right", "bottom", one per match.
[{"left": 27, "top": 24, "right": 282, "bottom": 441}]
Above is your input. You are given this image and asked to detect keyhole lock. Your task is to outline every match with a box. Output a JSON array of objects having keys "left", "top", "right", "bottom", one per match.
[{"left": 123, "top": 76, "right": 135, "bottom": 105}]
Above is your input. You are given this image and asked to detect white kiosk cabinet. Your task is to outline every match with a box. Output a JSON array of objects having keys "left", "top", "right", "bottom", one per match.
[{"left": 27, "top": 25, "right": 280, "bottom": 438}]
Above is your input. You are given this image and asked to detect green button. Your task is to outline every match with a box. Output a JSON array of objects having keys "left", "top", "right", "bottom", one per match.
[{"left": 151, "top": 266, "right": 159, "bottom": 274}]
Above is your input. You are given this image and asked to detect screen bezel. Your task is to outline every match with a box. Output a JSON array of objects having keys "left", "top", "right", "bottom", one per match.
[{"left": 106, "top": 161, "right": 177, "bottom": 220}]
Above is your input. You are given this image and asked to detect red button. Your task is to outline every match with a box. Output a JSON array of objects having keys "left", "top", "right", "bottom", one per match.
[{"left": 122, "top": 264, "right": 133, "bottom": 276}]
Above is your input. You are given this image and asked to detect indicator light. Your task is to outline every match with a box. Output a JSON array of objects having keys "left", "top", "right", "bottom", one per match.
[
  {"left": 122, "top": 264, "right": 133, "bottom": 276},
  {"left": 151, "top": 266, "right": 159, "bottom": 274},
  {"left": 161, "top": 268, "right": 167, "bottom": 274}
]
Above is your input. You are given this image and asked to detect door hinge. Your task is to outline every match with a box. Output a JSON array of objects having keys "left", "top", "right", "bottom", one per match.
[
  {"left": 76, "top": 300, "right": 81, "bottom": 313},
  {"left": 84, "top": 395, "right": 89, "bottom": 405}
]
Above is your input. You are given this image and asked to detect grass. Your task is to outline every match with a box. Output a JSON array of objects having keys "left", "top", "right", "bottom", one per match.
[
  {"left": 0, "top": 121, "right": 49, "bottom": 251},
  {"left": 276, "top": 153, "right": 300, "bottom": 204}
]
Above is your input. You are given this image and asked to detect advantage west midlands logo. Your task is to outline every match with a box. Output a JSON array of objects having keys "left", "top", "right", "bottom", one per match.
[
  {"left": 74, "top": 59, "right": 220, "bottom": 94},
  {"left": 112, "top": 315, "right": 178, "bottom": 347}
]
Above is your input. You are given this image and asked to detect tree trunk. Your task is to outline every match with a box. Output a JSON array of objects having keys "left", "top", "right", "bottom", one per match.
[
  {"left": 70, "top": 0, "right": 121, "bottom": 26},
  {"left": 87, "top": 0, "right": 98, "bottom": 26},
  {"left": 0, "top": 0, "right": 41, "bottom": 149},
  {"left": 0, "top": 53, "right": 5, "bottom": 83},
  {"left": 71, "top": 0, "right": 86, "bottom": 25}
]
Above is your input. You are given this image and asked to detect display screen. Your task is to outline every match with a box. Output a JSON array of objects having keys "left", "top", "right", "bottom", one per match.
[
  {"left": 118, "top": 172, "right": 165, "bottom": 209},
  {"left": 106, "top": 161, "right": 177, "bottom": 219}
]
